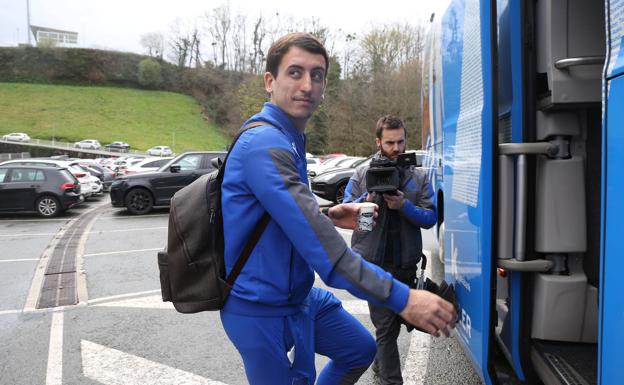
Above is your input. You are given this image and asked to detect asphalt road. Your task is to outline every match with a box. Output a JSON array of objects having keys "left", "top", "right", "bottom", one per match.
[{"left": 0, "top": 194, "right": 483, "bottom": 385}]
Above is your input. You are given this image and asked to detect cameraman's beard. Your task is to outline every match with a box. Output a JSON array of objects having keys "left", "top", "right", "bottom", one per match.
[{"left": 379, "top": 146, "right": 402, "bottom": 161}]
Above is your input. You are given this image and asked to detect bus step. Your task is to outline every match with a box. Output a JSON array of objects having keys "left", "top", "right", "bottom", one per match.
[{"left": 531, "top": 339, "right": 596, "bottom": 385}]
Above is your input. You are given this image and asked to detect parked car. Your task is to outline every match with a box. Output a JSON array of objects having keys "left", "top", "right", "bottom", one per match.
[
  {"left": 319, "top": 157, "right": 365, "bottom": 175},
  {"left": 124, "top": 157, "right": 173, "bottom": 175},
  {"left": 2, "top": 132, "right": 31, "bottom": 142},
  {"left": 311, "top": 157, "right": 372, "bottom": 203},
  {"left": 110, "top": 151, "right": 227, "bottom": 214},
  {"left": 0, "top": 165, "right": 82, "bottom": 217},
  {"left": 0, "top": 158, "right": 95, "bottom": 199},
  {"left": 307, "top": 155, "right": 352, "bottom": 177},
  {"left": 74, "top": 139, "right": 101, "bottom": 150},
  {"left": 147, "top": 146, "right": 173, "bottom": 156},
  {"left": 73, "top": 160, "right": 116, "bottom": 191},
  {"left": 104, "top": 141, "right": 130, "bottom": 152},
  {"left": 109, "top": 156, "right": 145, "bottom": 176}
]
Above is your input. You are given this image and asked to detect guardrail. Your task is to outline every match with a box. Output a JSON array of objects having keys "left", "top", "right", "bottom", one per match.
[{"left": 0, "top": 138, "right": 154, "bottom": 157}]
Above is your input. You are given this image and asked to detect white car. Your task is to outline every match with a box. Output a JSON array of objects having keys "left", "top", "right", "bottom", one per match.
[
  {"left": 2, "top": 132, "right": 30, "bottom": 142},
  {"left": 307, "top": 155, "right": 352, "bottom": 177},
  {"left": 124, "top": 157, "right": 173, "bottom": 175},
  {"left": 74, "top": 139, "right": 101, "bottom": 150},
  {"left": 147, "top": 146, "right": 173, "bottom": 156}
]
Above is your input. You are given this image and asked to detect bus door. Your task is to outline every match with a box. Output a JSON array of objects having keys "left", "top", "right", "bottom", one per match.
[
  {"left": 496, "top": 0, "right": 606, "bottom": 384},
  {"left": 436, "top": 0, "right": 498, "bottom": 383}
]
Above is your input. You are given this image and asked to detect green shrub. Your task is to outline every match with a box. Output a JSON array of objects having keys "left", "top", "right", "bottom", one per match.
[{"left": 138, "top": 59, "right": 163, "bottom": 88}]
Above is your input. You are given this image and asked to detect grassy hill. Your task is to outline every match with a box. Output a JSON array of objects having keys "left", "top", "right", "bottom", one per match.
[{"left": 0, "top": 82, "right": 229, "bottom": 152}]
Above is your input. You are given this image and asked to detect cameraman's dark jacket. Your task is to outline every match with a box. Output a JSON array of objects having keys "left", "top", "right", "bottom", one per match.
[{"left": 344, "top": 152, "right": 437, "bottom": 269}]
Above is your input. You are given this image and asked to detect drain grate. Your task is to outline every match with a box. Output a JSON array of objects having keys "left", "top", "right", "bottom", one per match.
[
  {"left": 36, "top": 212, "right": 96, "bottom": 309},
  {"left": 38, "top": 272, "right": 77, "bottom": 308}
]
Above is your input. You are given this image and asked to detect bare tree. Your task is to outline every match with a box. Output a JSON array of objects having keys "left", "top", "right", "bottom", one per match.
[
  {"left": 250, "top": 16, "right": 266, "bottom": 74},
  {"left": 140, "top": 32, "right": 164, "bottom": 59},
  {"left": 206, "top": 4, "right": 232, "bottom": 68},
  {"left": 188, "top": 27, "right": 202, "bottom": 68},
  {"left": 167, "top": 19, "right": 191, "bottom": 67},
  {"left": 231, "top": 13, "right": 247, "bottom": 72}
]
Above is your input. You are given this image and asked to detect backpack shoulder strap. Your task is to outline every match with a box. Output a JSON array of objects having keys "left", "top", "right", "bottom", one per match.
[
  {"left": 222, "top": 121, "right": 273, "bottom": 285},
  {"left": 216, "top": 121, "right": 273, "bottom": 181}
]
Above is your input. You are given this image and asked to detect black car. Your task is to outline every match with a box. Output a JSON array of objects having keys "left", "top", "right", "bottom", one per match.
[
  {"left": 104, "top": 141, "right": 131, "bottom": 152},
  {"left": 110, "top": 151, "right": 227, "bottom": 214},
  {"left": 311, "top": 158, "right": 372, "bottom": 203},
  {"left": 0, "top": 165, "right": 82, "bottom": 217},
  {"left": 311, "top": 151, "right": 427, "bottom": 203}
]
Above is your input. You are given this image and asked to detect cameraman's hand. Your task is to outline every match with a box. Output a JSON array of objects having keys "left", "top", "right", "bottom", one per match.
[
  {"left": 399, "top": 289, "right": 457, "bottom": 337},
  {"left": 328, "top": 203, "right": 378, "bottom": 230},
  {"left": 383, "top": 190, "right": 405, "bottom": 210}
]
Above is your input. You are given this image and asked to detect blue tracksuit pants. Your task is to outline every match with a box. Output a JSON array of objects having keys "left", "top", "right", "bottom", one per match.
[{"left": 220, "top": 287, "right": 377, "bottom": 384}]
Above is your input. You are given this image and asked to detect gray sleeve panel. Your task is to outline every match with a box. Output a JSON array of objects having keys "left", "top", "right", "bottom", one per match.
[
  {"left": 349, "top": 166, "right": 367, "bottom": 200},
  {"left": 418, "top": 171, "right": 435, "bottom": 208},
  {"left": 268, "top": 148, "right": 393, "bottom": 302}
]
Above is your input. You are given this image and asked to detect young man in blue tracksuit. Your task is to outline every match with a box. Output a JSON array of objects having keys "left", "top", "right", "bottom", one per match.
[{"left": 220, "top": 32, "right": 456, "bottom": 385}]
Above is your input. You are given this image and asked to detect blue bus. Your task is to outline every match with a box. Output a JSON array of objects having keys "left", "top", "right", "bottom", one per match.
[{"left": 422, "top": 0, "right": 623, "bottom": 384}]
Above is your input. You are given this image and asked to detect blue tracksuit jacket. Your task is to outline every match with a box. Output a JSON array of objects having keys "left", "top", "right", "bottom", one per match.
[{"left": 221, "top": 103, "right": 409, "bottom": 316}]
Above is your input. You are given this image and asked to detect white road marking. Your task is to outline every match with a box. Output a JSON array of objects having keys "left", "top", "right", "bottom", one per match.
[
  {"left": 90, "top": 226, "right": 167, "bottom": 233},
  {"left": 0, "top": 309, "right": 22, "bottom": 315},
  {"left": 46, "top": 311, "right": 64, "bottom": 385},
  {"left": 81, "top": 340, "right": 228, "bottom": 385},
  {"left": 403, "top": 331, "right": 433, "bottom": 385},
  {"left": 98, "top": 214, "right": 169, "bottom": 219},
  {"left": 0, "top": 218, "right": 69, "bottom": 223},
  {"left": 0, "top": 226, "right": 167, "bottom": 238},
  {"left": 0, "top": 232, "right": 58, "bottom": 237},
  {"left": 76, "top": 210, "right": 103, "bottom": 306},
  {"left": 0, "top": 258, "right": 39, "bottom": 262},
  {"left": 84, "top": 248, "right": 163, "bottom": 257},
  {"left": 91, "top": 294, "right": 173, "bottom": 310},
  {"left": 88, "top": 289, "right": 161, "bottom": 305}
]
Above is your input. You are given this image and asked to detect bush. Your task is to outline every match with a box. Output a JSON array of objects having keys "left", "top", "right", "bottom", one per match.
[{"left": 138, "top": 58, "right": 163, "bottom": 88}]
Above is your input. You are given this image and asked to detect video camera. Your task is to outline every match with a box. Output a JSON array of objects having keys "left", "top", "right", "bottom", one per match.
[{"left": 365, "top": 152, "right": 420, "bottom": 194}]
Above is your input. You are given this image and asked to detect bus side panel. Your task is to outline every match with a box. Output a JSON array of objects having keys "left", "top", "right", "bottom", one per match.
[
  {"left": 600, "top": 74, "right": 624, "bottom": 385},
  {"left": 600, "top": 2, "right": 624, "bottom": 383},
  {"left": 439, "top": 0, "right": 496, "bottom": 383}
]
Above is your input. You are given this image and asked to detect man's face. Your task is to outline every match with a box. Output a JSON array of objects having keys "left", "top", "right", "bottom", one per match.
[
  {"left": 376, "top": 127, "right": 406, "bottom": 161},
  {"left": 264, "top": 46, "right": 326, "bottom": 131}
]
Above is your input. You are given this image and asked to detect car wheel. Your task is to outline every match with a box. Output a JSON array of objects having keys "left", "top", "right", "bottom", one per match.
[
  {"left": 334, "top": 182, "right": 347, "bottom": 204},
  {"left": 36, "top": 195, "right": 61, "bottom": 218},
  {"left": 125, "top": 188, "right": 154, "bottom": 215}
]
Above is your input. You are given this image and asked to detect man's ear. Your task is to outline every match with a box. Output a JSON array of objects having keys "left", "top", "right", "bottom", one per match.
[
  {"left": 264, "top": 72, "right": 274, "bottom": 95},
  {"left": 375, "top": 137, "right": 381, "bottom": 148}
]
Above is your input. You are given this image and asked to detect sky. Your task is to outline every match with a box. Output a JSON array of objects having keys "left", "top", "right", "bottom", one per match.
[{"left": 0, "top": 0, "right": 441, "bottom": 55}]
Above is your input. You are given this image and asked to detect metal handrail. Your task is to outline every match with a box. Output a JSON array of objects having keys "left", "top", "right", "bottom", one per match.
[{"left": 554, "top": 56, "right": 605, "bottom": 70}]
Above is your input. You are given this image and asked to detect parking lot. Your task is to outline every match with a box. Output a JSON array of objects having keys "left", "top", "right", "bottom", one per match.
[{"left": 0, "top": 195, "right": 481, "bottom": 385}]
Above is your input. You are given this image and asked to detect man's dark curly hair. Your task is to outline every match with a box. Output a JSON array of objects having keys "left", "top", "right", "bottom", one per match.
[
  {"left": 265, "top": 32, "right": 329, "bottom": 78},
  {"left": 375, "top": 115, "right": 406, "bottom": 139}
]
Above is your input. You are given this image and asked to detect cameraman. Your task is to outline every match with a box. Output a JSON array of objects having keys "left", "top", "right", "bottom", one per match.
[{"left": 343, "top": 115, "right": 437, "bottom": 385}]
